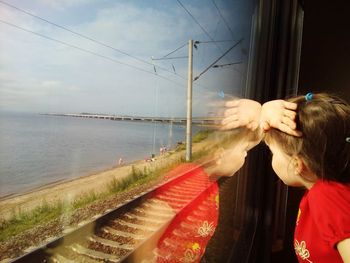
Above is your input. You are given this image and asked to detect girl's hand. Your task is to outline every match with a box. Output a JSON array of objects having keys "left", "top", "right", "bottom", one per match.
[
  {"left": 261, "top": 100, "right": 302, "bottom": 137},
  {"left": 221, "top": 99, "right": 262, "bottom": 131}
]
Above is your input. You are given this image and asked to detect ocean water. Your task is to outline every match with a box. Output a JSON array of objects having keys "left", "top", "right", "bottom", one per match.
[{"left": 0, "top": 112, "right": 197, "bottom": 198}]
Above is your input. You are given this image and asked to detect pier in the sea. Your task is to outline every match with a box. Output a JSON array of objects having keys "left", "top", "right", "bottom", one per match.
[{"left": 45, "top": 113, "right": 221, "bottom": 126}]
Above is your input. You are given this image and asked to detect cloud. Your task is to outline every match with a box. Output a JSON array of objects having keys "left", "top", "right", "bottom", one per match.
[
  {"left": 0, "top": 1, "right": 247, "bottom": 116},
  {"left": 35, "top": 0, "right": 94, "bottom": 10}
]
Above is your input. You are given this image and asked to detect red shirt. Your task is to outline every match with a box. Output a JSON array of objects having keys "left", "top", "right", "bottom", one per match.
[{"left": 294, "top": 180, "right": 350, "bottom": 262}]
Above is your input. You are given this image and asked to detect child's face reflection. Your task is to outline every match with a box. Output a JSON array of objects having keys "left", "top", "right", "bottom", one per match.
[{"left": 214, "top": 141, "right": 249, "bottom": 176}]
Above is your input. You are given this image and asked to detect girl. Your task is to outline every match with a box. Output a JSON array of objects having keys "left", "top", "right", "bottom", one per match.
[
  {"left": 263, "top": 93, "right": 350, "bottom": 262},
  {"left": 221, "top": 93, "right": 350, "bottom": 262}
]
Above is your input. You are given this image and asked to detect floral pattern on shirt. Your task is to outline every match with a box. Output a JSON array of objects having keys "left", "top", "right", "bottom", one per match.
[{"left": 294, "top": 239, "right": 313, "bottom": 263}]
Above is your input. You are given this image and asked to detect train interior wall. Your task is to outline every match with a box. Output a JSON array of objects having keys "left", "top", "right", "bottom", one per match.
[{"left": 271, "top": 0, "right": 350, "bottom": 262}]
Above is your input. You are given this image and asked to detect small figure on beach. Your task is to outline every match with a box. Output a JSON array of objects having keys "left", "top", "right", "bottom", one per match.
[
  {"left": 160, "top": 146, "right": 167, "bottom": 155},
  {"left": 145, "top": 153, "right": 156, "bottom": 162},
  {"left": 118, "top": 157, "right": 124, "bottom": 166}
]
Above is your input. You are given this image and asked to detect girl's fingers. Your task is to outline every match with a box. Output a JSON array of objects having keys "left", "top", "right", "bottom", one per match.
[
  {"left": 225, "top": 100, "right": 240, "bottom": 107},
  {"left": 221, "top": 114, "right": 239, "bottom": 125},
  {"left": 220, "top": 120, "right": 240, "bottom": 130},
  {"left": 247, "top": 121, "right": 259, "bottom": 131},
  {"left": 277, "top": 122, "right": 295, "bottom": 135},
  {"left": 224, "top": 107, "right": 238, "bottom": 117},
  {"left": 261, "top": 121, "right": 270, "bottom": 131},
  {"left": 277, "top": 122, "right": 302, "bottom": 137},
  {"left": 281, "top": 116, "right": 297, "bottom": 129},
  {"left": 283, "top": 109, "right": 297, "bottom": 120},
  {"left": 282, "top": 101, "right": 298, "bottom": 110},
  {"left": 221, "top": 118, "right": 249, "bottom": 130},
  {"left": 294, "top": 130, "right": 303, "bottom": 137}
]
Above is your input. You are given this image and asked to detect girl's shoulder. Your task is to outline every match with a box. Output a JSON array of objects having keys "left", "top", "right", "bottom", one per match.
[
  {"left": 307, "top": 180, "right": 350, "bottom": 210},
  {"left": 310, "top": 180, "right": 350, "bottom": 194},
  {"left": 305, "top": 180, "right": 350, "bottom": 248}
]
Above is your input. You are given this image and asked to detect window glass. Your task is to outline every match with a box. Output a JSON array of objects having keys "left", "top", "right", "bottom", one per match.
[{"left": 0, "top": 0, "right": 257, "bottom": 261}]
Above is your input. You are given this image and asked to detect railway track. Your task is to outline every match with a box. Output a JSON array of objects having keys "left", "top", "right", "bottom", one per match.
[{"left": 9, "top": 162, "right": 219, "bottom": 263}]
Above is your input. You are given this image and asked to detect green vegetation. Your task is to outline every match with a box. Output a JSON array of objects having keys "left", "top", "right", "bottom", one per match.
[
  {"left": 175, "top": 143, "right": 186, "bottom": 152},
  {"left": 175, "top": 129, "right": 213, "bottom": 152},
  {"left": 192, "top": 129, "right": 213, "bottom": 143},
  {"left": 106, "top": 165, "right": 157, "bottom": 194},
  {"left": 0, "top": 132, "right": 215, "bottom": 243},
  {"left": 0, "top": 200, "right": 64, "bottom": 242},
  {"left": 71, "top": 191, "right": 100, "bottom": 211},
  {"left": 0, "top": 155, "right": 186, "bottom": 242}
]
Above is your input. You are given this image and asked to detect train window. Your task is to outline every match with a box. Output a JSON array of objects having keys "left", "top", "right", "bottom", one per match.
[{"left": 0, "top": 0, "right": 304, "bottom": 262}]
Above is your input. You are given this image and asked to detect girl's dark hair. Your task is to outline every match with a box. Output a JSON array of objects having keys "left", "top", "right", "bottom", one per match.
[{"left": 265, "top": 93, "right": 350, "bottom": 183}]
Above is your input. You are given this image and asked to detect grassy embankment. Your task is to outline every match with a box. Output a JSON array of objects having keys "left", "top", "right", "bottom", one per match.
[{"left": 0, "top": 129, "right": 214, "bottom": 243}]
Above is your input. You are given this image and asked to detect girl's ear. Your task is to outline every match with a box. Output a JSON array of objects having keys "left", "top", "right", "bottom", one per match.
[
  {"left": 292, "top": 155, "right": 318, "bottom": 183},
  {"left": 292, "top": 155, "right": 306, "bottom": 175}
]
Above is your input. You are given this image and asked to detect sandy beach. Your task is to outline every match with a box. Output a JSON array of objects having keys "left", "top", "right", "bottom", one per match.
[
  {"left": 0, "top": 141, "right": 210, "bottom": 221},
  {"left": 0, "top": 162, "right": 137, "bottom": 220}
]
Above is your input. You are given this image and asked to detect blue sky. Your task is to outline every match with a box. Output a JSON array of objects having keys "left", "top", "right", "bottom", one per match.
[{"left": 0, "top": 0, "right": 253, "bottom": 117}]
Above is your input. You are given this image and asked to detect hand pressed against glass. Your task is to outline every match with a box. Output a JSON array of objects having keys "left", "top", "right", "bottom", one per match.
[
  {"left": 261, "top": 100, "right": 302, "bottom": 137},
  {"left": 221, "top": 99, "right": 261, "bottom": 131},
  {"left": 221, "top": 99, "right": 301, "bottom": 137},
  {"left": 215, "top": 98, "right": 300, "bottom": 178}
]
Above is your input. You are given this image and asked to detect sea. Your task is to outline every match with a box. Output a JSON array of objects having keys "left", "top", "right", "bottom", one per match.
[{"left": 0, "top": 112, "right": 199, "bottom": 198}]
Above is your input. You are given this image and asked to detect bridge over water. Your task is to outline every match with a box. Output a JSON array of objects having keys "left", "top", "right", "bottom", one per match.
[{"left": 46, "top": 113, "right": 222, "bottom": 126}]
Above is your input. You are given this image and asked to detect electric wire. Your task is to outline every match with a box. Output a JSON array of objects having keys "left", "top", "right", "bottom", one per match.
[
  {"left": 176, "top": 0, "right": 232, "bottom": 63},
  {"left": 162, "top": 42, "right": 188, "bottom": 58},
  {"left": 152, "top": 56, "right": 188, "bottom": 61},
  {"left": 0, "top": 1, "right": 221, "bottom": 94},
  {"left": 0, "top": 0, "right": 187, "bottom": 80},
  {"left": 195, "top": 40, "right": 235, "bottom": 44},
  {"left": 213, "top": 61, "right": 242, "bottom": 68},
  {"left": 152, "top": 42, "right": 214, "bottom": 92},
  {"left": 194, "top": 38, "right": 243, "bottom": 81},
  {"left": 210, "top": 0, "right": 236, "bottom": 40},
  {"left": 176, "top": 0, "right": 216, "bottom": 43},
  {"left": 0, "top": 19, "right": 185, "bottom": 88}
]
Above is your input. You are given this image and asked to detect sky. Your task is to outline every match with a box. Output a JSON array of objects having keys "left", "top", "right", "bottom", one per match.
[{"left": 0, "top": 0, "right": 254, "bottom": 117}]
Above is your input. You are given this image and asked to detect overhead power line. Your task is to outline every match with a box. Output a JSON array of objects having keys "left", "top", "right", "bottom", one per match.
[
  {"left": 162, "top": 42, "right": 188, "bottom": 58},
  {"left": 0, "top": 19, "right": 185, "bottom": 88},
  {"left": 194, "top": 38, "right": 243, "bottom": 81},
  {"left": 210, "top": 0, "right": 236, "bottom": 40},
  {"left": 195, "top": 40, "right": 235, "bottom": 44},
  {"left": 212, "top": 61, "right": 242, "bottom": 68},
  {"left": 152, "top": 56, "right": 188, "bottom": 61},
  {"left": 176, "top": 0, "right": 214, "bottom": 43},
  {"left": 0, "top": 0, "right": 228, "bottom": 94},
  {"left": 176, "top": 0, "right": 231, "bottom": 63},
  {"left": 0, "top": 0, "right": 186, "bottom": 80}
]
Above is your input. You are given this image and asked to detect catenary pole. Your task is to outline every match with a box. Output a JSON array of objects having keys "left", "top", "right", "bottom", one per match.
[{"left": 186, "top": 39, "right": 193, "bottom": 161}]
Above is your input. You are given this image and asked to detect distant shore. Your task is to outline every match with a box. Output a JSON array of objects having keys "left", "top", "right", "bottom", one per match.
[{"left": 42, "top": 112, "right": 217, "bottom": 126}]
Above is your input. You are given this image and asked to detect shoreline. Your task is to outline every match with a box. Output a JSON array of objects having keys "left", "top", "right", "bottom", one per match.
[
  {"left": 0, "top": 147, "right": 192, "bottom": 221},
  {"left": 0, "top": 135, "right": 211, "bottom": 221},
  {"left": 0, "top": 157, "right": 156, "bottom": 220},
  {"left": 0, "top": 159, "right": 142, "bottom": 202}
]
